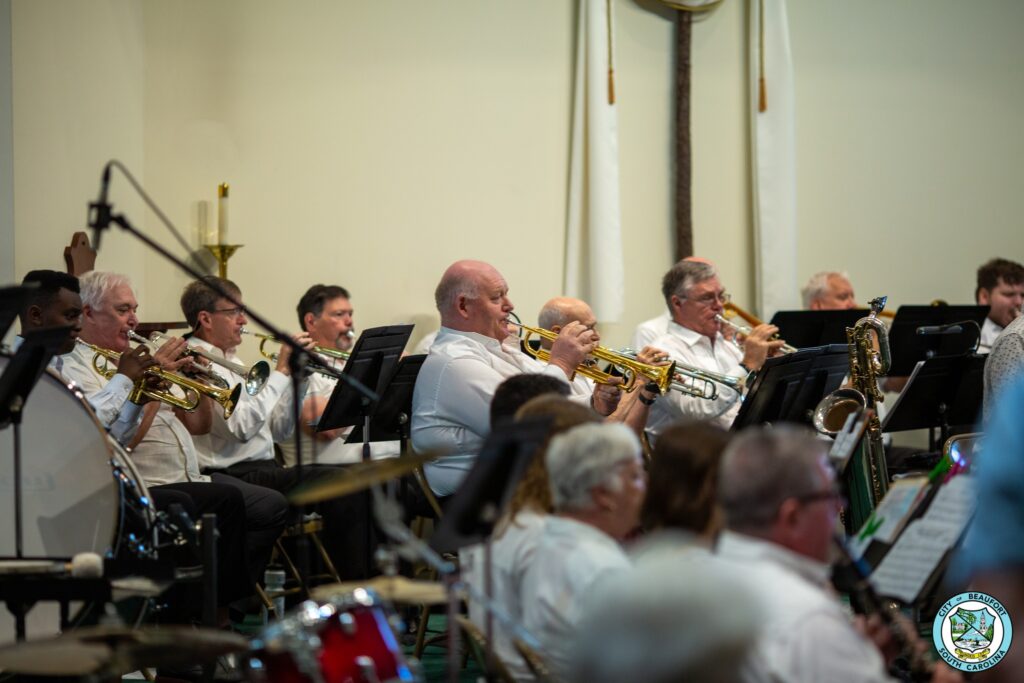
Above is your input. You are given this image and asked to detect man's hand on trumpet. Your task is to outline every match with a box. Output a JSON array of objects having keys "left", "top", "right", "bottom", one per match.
[
  {"left": 739, "top": 324, "right": 787, "bottom": 370},
  {"left": 274, "top": 332, "right": 316, "bottom": 376},
  {"left": 634, "top": 345, "right": 672, "bottom": 367},
  {"left": 151, "top": 336, "right": 193, "bottom": 373},
  {"left": 547, "top": 320, "right": 599, "bottom": 381}
]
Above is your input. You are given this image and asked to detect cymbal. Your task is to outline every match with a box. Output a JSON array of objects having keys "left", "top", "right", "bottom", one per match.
[
  {"left": 0, "top": 626, "right": 248, "bottom": 675},
  {"left": 312, "top": 575, "right": 449, "bottom": 606},
  {"left": 288, "top": 451, "right": 440, "bottom": 505}
]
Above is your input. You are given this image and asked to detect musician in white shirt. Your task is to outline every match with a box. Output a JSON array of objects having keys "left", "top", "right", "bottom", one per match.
[
  {"left": 277, "top": 284, "right": 399, "bottom": 466},
  {"left": 646, "top": 260, "right": 783, "bottom": 438},
  {"left": 411, "top": 259, "right": 609, "bottom": 496},
  {"left": 976, "top": 258, "right": 1024, "bottom": 353}
]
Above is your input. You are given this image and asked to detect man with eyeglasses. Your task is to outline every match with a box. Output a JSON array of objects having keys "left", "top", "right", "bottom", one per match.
[
  {"left": 715, "top": 427, "right": 962, "bottom": 683},
  {"left": 644, "top": 260, "right": 784, "bottom": 438}
]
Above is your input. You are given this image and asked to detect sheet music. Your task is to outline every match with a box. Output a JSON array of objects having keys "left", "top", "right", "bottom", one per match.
[
  {"left": 869, "top": 519, "right": 961, "bottom": 603},
  {"left": 848, "top": 477, "right": 928, "bottom": 560},
  {"left": 921, "top": 474, "right": 975, "bottom": 532}
]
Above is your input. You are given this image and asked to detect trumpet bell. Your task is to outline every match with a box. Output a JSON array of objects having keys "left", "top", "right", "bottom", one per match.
[
  {"left": 244, "top": 361, "right": 271, "bottom": 396},
  {"left": 812, "top": 388, "right": 866, "bottom": 435},
  {"left": 220, "top": 383, "right": 243, "bottom": 419}
]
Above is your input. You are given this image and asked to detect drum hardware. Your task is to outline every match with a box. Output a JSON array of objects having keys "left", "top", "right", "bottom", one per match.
[{"left": 287, "top": 452, "right": 441, "bottom": 505}]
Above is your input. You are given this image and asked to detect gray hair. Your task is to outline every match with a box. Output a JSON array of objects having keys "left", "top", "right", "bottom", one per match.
[
  {"left": 801, "top": 271, "right": 848, "bottom": 309},
  {"left": 434, "top": 268, "right": 481, "bottom": 315},
  {"left": 717, "top": 426, "right": 828, "bottom": 533},
  {"left": 546, "top": 422, "right": 641, "bottom": 512},
  {"left": 661, "top": 261, "right": 717, "bottom": 311},
  {"left": 79, "top": 271, "right": 133, "bottom": 310}
]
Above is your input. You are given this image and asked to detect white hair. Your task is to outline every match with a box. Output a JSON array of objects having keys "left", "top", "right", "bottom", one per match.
[
  {"left": 546, "top": 422, "right": 641, "bottom": 512},
  {"left": 801, "top": 271, "right": 848, "bottom": 309},
  {"left": 79, "top": 271, "right": 133, "bottom": 310}
]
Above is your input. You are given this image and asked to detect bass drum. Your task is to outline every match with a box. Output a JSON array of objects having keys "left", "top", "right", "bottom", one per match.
[{"left": 0, "top": 355, "right": 156, "bottom": 641}]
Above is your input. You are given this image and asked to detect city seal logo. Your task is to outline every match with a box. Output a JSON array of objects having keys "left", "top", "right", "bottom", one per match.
[{"left": 933, "top": 592, "right": 1013, "bottom": 673}]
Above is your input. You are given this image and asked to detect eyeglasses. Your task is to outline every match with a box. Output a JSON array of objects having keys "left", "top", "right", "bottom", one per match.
[
  {"left": 685, "top": 291, "right": 730, "bottom": 307},
  {"left": 210, "top": 306, "right": 245, "bottom": 317}
]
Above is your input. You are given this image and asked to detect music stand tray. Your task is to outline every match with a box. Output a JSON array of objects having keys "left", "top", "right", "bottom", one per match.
[
  {"left": 769, "top": 310, "right": 864, "bottom": 348},
  {"left": 731, "top": 345, "right": 850, "bottom": 430},
  {"left": 346, "top": 354, "right": 426, "bottom": 445},
  {"left": 317, "top": 325, "right": 413, "bottom": 433},
  {"left": 887, "top": 305, "right": 989, "bottom": 376}
]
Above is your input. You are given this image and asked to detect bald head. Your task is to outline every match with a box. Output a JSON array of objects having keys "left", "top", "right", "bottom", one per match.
[
  {"left": 538, "top": 297, "right": 598, "bottom": 348},
  {"left": 435, "top": 259, "right": 514, "bottom": 340}
]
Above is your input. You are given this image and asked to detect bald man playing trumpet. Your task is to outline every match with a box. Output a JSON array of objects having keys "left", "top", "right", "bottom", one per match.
[{"left": 411, "top": 260, "right": 610, "bottom": 496}]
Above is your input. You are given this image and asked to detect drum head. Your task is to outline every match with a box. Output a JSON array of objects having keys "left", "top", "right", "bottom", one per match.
[{"left": 0, "top": 357, "right": 119, "bottom": 558}]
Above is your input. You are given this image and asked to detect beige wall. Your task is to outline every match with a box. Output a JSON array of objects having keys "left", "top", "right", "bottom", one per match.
[{"left": 8, "top": 0, "right": 1024, "bottom": 351}]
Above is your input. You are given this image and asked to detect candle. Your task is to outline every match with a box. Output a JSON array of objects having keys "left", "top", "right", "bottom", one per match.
[{"left": 217, "top": 182, "right": 230, "bottom": 244}]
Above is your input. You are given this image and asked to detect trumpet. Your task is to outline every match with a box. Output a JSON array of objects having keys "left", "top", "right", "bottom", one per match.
[
  {"left": 78, "top": 339, "right": 241, "bottom": 418},
  {"left": 134, "top": 330, "right": 270, "bottom": 397},
  {"left": 715, "top": 314, "right": 798, "bottom": 354},
  {"left": 242, "top": 328, "right": 350, "bottom": 364},
  {"left": 510, "top": 322, "right": 675, "bottom": 394},
  {"left": 616, "top": 349, "right": 730, "bottom": 400}
]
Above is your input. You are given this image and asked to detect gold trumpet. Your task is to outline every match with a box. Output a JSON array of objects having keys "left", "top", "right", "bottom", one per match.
[
  {"left": 715, "top": 314, "right": 798, "bottom": 354},
  {"left": 242, "top": 329, "right": 350, "bottom": 362},
  {"left": 511, "top": 322, "right": 675, "bottom": 394},
  {"left": 78, "top": 339, "right": 241, "bottom": 418},
  {"left": 134, "top": 330, "right": 269, "bottom": 397}
]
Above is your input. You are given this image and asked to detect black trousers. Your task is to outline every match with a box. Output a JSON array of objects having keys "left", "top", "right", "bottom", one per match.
[
  {"left": 213, "top": 460, "right": 377, "bottom": 580},
  {"left": 208, "top": 472, "right": 288, "bottom": 581},
  {"left": 151, "top": 482, "right": 251, "bottom": 605}
]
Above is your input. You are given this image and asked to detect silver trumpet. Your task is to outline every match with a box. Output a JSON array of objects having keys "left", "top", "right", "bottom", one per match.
[
  {"left": 129, "top": 330, "right": 270, "bottom": 396},
  {"left": 715, "top": 314, "right": 798, "bottom": 354},
  {"left": 617, "top": 349, "right": 744, "bottom": 400}
]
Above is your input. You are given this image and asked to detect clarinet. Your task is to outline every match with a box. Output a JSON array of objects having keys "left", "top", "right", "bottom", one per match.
[{"left": 832, "top": 535, "right": 935, "bottom": 682}]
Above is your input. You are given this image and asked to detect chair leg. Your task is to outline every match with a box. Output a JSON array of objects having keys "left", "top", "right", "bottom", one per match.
[
  {"left": 310, "top": 532, "right": 342, "bottom": 583},
  {"left": 414, "top": 604, "right": 431, "bottom": 659},
  {"left": 275, "top": 539, "right": 310, "bottom": 598},
  {"left": 254, "top": 583, "right": 277, "bottom": 619}
]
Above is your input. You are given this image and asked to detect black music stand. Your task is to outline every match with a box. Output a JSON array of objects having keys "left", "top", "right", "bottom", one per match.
[
  {"left": 317, "top": 325, "right": 412, "bottom": 460},
  {"left": 0, "top": 284, "right": 40, "bottom": 343},
  {"left": 345, "top": 354, "right": 426, "bottom": 455},
  {"left": 769, "top": 310, "right": 864, "bottom": 348},
  {"left": 881, "top": 354, "right": 985, "bottom": 451},
  {"left": 0, "top": 327, "right": 72, "bottom": 560},
  {"left": 887, "top": 305, "right": 988, "bottom": 375},
  {"left": 731, "top": 345, "right": 850, "bottom": 430},
  {"left": 429, "top": 417, "right": 552, "bottom": 678}
]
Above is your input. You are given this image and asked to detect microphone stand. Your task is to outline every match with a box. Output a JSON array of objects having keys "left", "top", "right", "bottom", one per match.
[{"left": 89, "top": 160, "right": 380, "bottom": 586}]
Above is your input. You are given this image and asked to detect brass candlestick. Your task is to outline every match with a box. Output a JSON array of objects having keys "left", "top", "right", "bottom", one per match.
[{"left": 204, "top": 244, "right": 242, "bottom": 279}]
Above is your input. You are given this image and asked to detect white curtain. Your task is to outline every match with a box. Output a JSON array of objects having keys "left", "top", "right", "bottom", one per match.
[
  {"left": 750, "top": 0, "right": 799, "bottom": 319},
  {"left": 564, "top": 0, "right": 624, "bottom": 323}
]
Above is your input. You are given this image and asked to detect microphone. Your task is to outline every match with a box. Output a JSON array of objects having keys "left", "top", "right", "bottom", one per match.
[
  {"left": 916, "top": 324, "right": 963, "bottom": 335},
  {"left": 87, "top": 165, "right": 113, "bottom": 250}
]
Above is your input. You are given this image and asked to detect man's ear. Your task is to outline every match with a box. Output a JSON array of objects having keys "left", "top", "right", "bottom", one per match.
[
  {"left": 550, "top": 324, "right": 563, "bottom": 335},
  {"left": 81, "top": 304, "right": 96, "bottom": 322},
  {"left": 977, "top": 288, "right": 991, "bottom": 306},
  {"left": 670, "top": 295, "right": 683, "bottom": 313},
  {"left": 455, "top": 295, "right": 472, "bottom": 320},
  {"left": 25, "top": 304, "right": 44, "bottom": 328},
  {"left": 774, "top": 498, "right": 801, "bottom": 536},
  {"left": 196, "top": 310, "right": 211, "bottom": 331},
  {"left": 591, "top": 485, "right": 616, "bottom": 513},
  {"left": 303, "top": 312, "right": 316, "bottom": 332}
]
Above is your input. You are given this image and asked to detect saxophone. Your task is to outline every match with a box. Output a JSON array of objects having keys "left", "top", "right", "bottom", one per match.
[{"left": 847, "top": 296, "right": 892, "bottom": 506}]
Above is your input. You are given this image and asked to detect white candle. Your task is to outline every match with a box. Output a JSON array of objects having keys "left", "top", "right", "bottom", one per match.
[{"left": 217, "top": 182, "right": 230, "bottom": 244}]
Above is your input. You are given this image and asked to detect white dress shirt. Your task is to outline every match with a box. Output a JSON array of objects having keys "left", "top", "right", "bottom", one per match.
[
  {"left": 520, "top": 516, "right": 631, "bottom": 680},
  {"left": 979, "top": 316, "right": 1003, "bottom": 354},
  {"left": 277, "top": 356, "right": 401, "bottom": 466},
  {"left": 716, "top": 532, "right": 893, "bottom": 683},
  {"left": 461, "top": 511, "right": 547, "bottom": 682},
  {"left": 188, "top": 337, "right": 304, "bottom": 470},
  {"left": 632, "top": 312, "right": 671, "bottom": 350},
  {"left": 410, "top": 327, "right": 576, "bottom": 495},
  {"left": 645, "top": 321, "right": 746, "bottom": 437},
  {"left": 57, "top": 341, "right": 143, "bottom": 446}
]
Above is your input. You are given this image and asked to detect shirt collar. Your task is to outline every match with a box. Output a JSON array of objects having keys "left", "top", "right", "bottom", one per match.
[
  {"left": 437, "top": 326, "right": 506, "bottom": 353},
  {"left": 717, "top": 531, "right": 831, "bottom": 588}
]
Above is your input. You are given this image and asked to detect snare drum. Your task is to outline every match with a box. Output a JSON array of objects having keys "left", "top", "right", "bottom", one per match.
[
  {"left": 245, "top": 590, "right": 421, "bottom": 683},
  {"left": 0, "top": 355, "right": 156, "bottom": 640}
]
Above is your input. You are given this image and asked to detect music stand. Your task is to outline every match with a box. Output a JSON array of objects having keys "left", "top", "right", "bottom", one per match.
[
  {"left": 429, "top": 417, "right": 552, "bottom": 679},
  {"left": 345, "top": 354, "right": 426, "bottom": 454},
  {"left": 887, "top": 305, "right": 989, "bottom": 376},
  {"left": 0, "top": 283, "right": 40, "bottom": 343},
  {"left": 317, "top": 325, "right": 412, "bottom": 460},
  {"left": 731, "top": 345, "right": 850, "bottom": 430},
  {"left": 881, "top": 354, "right": 985, "bottom": 451},
  {"left": 0, "top": 327, "right": 73, "bottom": 559},
  {"left": 769, "top": 310, "right": 864, "bottom": 348}
]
